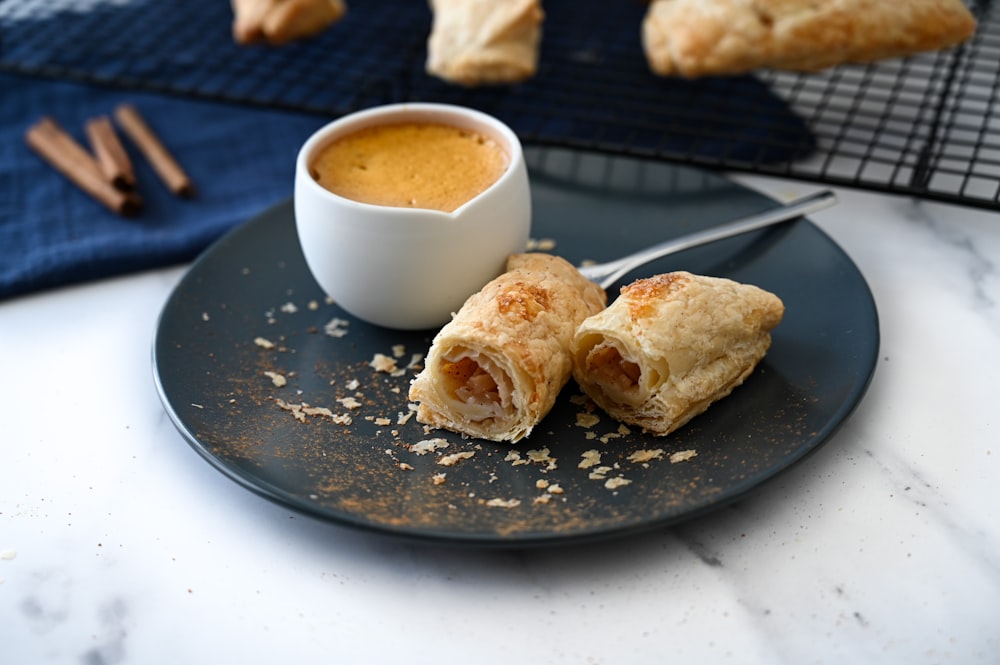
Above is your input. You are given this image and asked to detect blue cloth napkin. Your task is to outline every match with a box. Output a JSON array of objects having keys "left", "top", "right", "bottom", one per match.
[{"left": 0, "top": 72, "right": 328, "bottom": 300}]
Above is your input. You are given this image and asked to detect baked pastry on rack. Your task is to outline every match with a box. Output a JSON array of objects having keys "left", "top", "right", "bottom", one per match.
[
  {"left": 571, "top": 271, "right": 784, "bottom": 436},
  {"left": 642, "top": 0, "right": 978, "bottom": 78},
  {"left": 408, "top": 253, "right": 606, "bottom": 443},
  {"left": 232, "top": 0, "right": 346, "bottom": 45},
  {"left": 426, "top": 0, "right": 545, "bottom": 86}
]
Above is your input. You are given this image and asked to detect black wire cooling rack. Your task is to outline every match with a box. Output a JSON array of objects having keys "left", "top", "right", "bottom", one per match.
[{"left": 2, "top": 0, "right": 998, "bottom": 211}]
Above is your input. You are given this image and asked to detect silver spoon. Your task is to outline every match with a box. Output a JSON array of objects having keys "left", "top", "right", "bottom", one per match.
[{"left": 577, "top": 189, "right": 838, "bottom": 289}]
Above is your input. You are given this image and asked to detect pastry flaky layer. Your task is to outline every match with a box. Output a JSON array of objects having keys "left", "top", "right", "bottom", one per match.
[
  {"left": 408, "top": 253, "right": 606, "bottom": 442},
  {"left": 572, "top": 271, "right": 785, "bottom": 436},
  {"left": 642, "top": 0, "right": 977, "bottom": 77},
  {"left": 426, "top": 0, "right": 545, "bottom": 86}
]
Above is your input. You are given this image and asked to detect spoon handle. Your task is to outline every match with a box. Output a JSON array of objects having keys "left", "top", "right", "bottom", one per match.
[{"left": 578, "top": 189, "right": 838, "bottom": 289}]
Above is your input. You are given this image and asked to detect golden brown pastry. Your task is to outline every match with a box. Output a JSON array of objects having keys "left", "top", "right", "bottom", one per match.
[
  {"left": 231, "top": 0, "right": 276, "bottom": 44},
  {"left": 572, "top": 272, "right": 784, "bottom": 436},
  {"left": 231, "top": 0, "right": 346, "bottom": 45},
  {"left": 408, "top": 253, "right": 606, "bottom": 442},
  {"left": 643, "top": 0, "right": 977, "bottom": 77},
  {"left": 426, "top": 0, "right": 545, "bottom": 86}
]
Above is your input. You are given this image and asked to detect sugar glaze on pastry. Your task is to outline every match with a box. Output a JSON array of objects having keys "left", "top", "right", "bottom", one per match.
[
  {"left": 408, "top": 253, "right": 605, "bottom": 442},
  {"left": 572, "top": 271, "right": 784, "bottom": 436}
]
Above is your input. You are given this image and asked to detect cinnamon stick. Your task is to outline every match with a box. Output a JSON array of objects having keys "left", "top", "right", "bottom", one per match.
[
  {"left": 25, "top": 117, "right": 142, "bottom": 217},
  {"left": 114, "top": 103, "right": 196, "bottom": 198},
  {"left": 85, "top": 115, "right": 135, "bottom": 191}
]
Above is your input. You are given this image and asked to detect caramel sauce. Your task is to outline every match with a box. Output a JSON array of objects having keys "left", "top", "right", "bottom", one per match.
[{"left": 310, "top": 122, "right": 509, "bottom": 213}]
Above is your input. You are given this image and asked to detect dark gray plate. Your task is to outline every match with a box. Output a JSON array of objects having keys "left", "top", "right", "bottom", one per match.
[{"left": 153, "top": 147, "right": 879, "bottom": 547}]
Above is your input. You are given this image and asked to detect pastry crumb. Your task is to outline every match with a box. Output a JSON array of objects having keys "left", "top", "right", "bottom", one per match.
[
  {"left": 410, "top": 438, "right": 449, "bottom": 455},
  {"left": 579, "top": 449, "right": 602, "bottom": 469},
  {"left": 438, "top": 451, "right": 475, "bottom": 466},
  {"left": 588, "top": 465, "right": 613, "bottom": 480},
  {"left": 526, "top": 237, "right": 557, "bottom": 251},
  {"left": 526, "top": 447, "right": 557, "bottom": 471},
  {"left": 604, "top": 476, "right": 632, "bottom": 490},
  {"left": 670, "top": 449, "right": 698, "bottom": 463},
  {"left": 628, "top": 449, "right": 664, "bottom": 464},
  {"left": 505, "top": 450, "right": 529, "bottom": 466},
  {"left": 264, "top": 371, "right": 286, "bottom": 387},
  {"left": 485, "top": 498, "right": 521, "bottom": 509},
  {"left": 337, "top": 396, "right": 362, "bottom": 410},
  {"left": 370, "top": 353, "right": 398, "bottom": 373},
  {"left": 275, "top": 399, "right": 342, "bottom": 423},
  {"left": 323, "top": 318, "right": 350, "bottom": 338}
]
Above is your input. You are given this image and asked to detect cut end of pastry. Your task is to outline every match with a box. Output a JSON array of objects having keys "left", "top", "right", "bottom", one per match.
[
  {"left": 437, "top": 347, "right": 515, "bottom": 423},
  {"left": 574, "top": 335, "right": 656, "bottom": 409},
  {"left": 409, "top": 345, "right": 529, "bottom": 442}
]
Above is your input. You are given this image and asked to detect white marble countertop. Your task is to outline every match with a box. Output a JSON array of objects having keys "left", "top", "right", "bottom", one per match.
[{"left": 2, "top": 174, "right": 998, "bottom": 664}]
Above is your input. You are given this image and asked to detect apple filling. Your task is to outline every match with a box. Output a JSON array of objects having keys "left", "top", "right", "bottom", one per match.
[
  {"left": 585, "top": 343, "right": 641, "bottom": 395},
  {"left": 439, "top": 348, "right": 514, "bottom": 422}
]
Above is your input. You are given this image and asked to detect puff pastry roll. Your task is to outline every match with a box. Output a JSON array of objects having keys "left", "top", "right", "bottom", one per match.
[
  {"left": 426, "top": 0, "right": 545, "bottom": 86},
  {"left": 572, "top": 272, "right": 784, "bottom": 436},
  {"left": 232, "top": 0, "right": 346, "bottom": 45},
  {"left": 408, "top": 253, "right": 606, "bottom": 442},
  {"left": 642, "top": 0, "right": 977, "bottom": 78}
]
